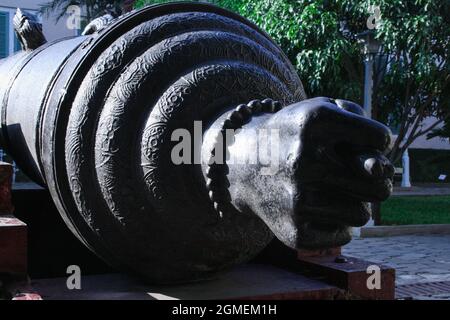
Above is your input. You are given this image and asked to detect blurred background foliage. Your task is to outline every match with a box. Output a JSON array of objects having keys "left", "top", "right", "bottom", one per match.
[{"left": 135, "top": 0, "right": 450, "bottom": 163}]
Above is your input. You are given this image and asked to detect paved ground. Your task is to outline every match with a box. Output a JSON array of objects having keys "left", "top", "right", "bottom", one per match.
[{"left": 343, "top": 234, "right": 450, "bottom": 286}]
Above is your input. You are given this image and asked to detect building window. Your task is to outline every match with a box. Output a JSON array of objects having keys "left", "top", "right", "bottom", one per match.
[{"left": 0, "top": 11, "right": 9, "bottom": 58}]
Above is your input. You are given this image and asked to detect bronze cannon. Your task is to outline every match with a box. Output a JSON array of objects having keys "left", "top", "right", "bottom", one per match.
[{"left": 0, "top": 3, "right": 393, "bottom": 283}]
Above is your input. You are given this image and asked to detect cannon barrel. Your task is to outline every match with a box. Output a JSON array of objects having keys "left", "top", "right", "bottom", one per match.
[
  {"left": 0, "top": 3, "right": 306, "bottom": 282},
  {"left": 0, "top": 3, "right": 393, "bottom": 283}
]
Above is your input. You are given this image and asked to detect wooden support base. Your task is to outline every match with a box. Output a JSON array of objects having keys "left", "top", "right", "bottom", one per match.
[
  {"left": 0, "top": 162, "right": 14, "bottom": 215},
  {"left": 0, "top": 162, "right": 27, "bottom": 276},
  {"left": 26, "top": 254, "right": 396, "bottom": 300},
  {"left": 297, "top": 248, "right": 395, "bottom": 300},
  {"left": 28, "top": 265, "right": 344, "bottom": 300},
  {"left": 0, "top": 215, "right": 27, "bottom": 275}
]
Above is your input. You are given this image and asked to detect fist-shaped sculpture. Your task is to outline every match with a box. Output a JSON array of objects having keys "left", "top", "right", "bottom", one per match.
[{"left": 203, "top": 97, "right": 393, "bottom": 251}]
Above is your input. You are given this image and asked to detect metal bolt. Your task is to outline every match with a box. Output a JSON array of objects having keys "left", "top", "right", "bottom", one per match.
[{"left": 335, "top": 256, "right": 348, "bottom": 263}]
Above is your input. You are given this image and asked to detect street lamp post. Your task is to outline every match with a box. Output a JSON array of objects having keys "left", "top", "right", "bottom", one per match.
[
  {"left": 356, "top": 30, "right": 381, "bottom": 119},
  {"left": 356, "top": 30, "right": 381, "bottom": 226}
]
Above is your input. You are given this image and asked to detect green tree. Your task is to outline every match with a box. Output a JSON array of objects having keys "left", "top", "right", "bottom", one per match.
[
  {"left": 137, "top": 0, "right": 450, "bottom": 163},
  {"left": 372, "top": 0, "right": 450, "bottom": 163}
]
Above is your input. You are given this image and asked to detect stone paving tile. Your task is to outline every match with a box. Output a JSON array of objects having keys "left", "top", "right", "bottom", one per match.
[{"left": 343, "top": 235, "right": 450, "bottom": 287}]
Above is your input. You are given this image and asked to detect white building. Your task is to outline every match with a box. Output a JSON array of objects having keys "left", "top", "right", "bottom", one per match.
[{"left": 407, "top": 117, "right": 450, "bottom": 151}]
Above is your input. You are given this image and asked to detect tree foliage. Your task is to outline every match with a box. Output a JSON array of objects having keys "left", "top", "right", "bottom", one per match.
[
  {"left": 141, "top": 1, "right": 450, "bottom": 162},
  {"left": 372, "top": 0, "right": 450, "bottom": 162}
]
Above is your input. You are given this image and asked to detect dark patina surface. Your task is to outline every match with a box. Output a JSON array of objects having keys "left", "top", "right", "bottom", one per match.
[{"left": 0, "top": 3, "right": 393, "bottom": 283}]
